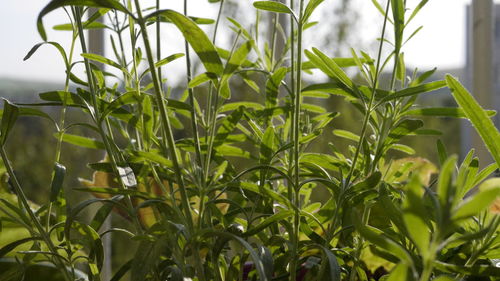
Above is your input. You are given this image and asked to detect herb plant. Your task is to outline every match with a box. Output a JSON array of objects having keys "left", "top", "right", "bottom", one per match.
[{"left": 0, "top": 0, "right": 499, "bottom": 280}]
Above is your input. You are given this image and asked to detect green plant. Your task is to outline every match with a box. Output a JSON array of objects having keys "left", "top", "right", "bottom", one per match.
[{"left": 0, "top": 0, "right": 499, "bottom": 280}]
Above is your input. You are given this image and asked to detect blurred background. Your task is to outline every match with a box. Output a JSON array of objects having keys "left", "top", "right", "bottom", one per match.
[{"left": 0, "top": 0, "right": 498, "bottom": 277}]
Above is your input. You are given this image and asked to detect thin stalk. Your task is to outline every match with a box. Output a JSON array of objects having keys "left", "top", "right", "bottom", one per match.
[
  {"left": 270, "top": 13, "right": 279, "bottom": 71},
  {"left": 290, "top": 0, "right": 305, "bottom": 280},
  {"left": 0, "top": 147, "right": 73, "bottom": 281},
  {"left": 344, "top": 0, "right": 391, "bottom": 187},
  {"left": 114, "top": 12, "right": 128, "bottom": 77},
  {"left": 132, "top": 0, "right": 194, "bottom": 232},
  {"left": 419, "top": 238, "right": 438, "bottom": 281},
  {"left": 183, "top": 0, "right": 203, "bottom": 178},
  {"left": 156, "top": 0, "right": 162, "bottom": 89},
  {"left": 212, "top": 0, "right": 225, "bottom": 43},
  {"left": 74, "top": 7, "right": 143, "bottom": 234},
  {"left": 47, "top": 28, "right": 78, "bottom": 231},
  {"left": 203, "top": 0, "right": 226, "bottom": 185},
  {"left": 287, "top": 0, "right": 296, "bottom": 197}
]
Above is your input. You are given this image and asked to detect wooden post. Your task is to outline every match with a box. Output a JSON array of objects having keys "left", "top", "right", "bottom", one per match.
[{"left": 466, "top": 0, "right": 495, "bottom": 167}]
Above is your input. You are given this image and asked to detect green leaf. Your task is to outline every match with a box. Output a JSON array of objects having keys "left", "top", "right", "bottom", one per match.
[
  {"left": 49, "top": 162, "right": 66, "bottom": 202},
  {"left": 385, "top": 263, "right": 409, "bottom": 281},
  {"left": 302, "top": 103, "right": 326, "bottom": 113},
  {"left": 303, "top": 0, "right": 325, "bottom": 23},
  {"left": 37, "top": 0, "right": 131, "bottom": 41},
  {"left": 90, "top": 198, "right": 120, "bottom": 231},
  {"left": 75, "top": 222, "right": 104, "bottom": 273},
  {"left": 147, "top": 10, "right": 223, "bottom": 75},
  {"left": 24, "top": 41, "right": 68, "bottom": 68},
  {"left": 391, "top": 0, "right": 405, "bottom": 50},
  {"left": 402, "top": 175, "right": 430, "bottom": 256},
  {"left": 387, "top": 119, "right": 423, "bottom": 143},
  {"left": 301, "top": 153, "right": 341, "bottom": 171},
  {"left": 142, "top": 95, "right": 154, "bottom": 147},
  {"left": 102, "top": 91, "right": 139, "bottom": 117},
  {"left": 55, "top": 132, "right": 105, "bottom": 149},
  {"left": 81, "top": 53, "right": 124, "bottom": 71},
  {"left": 54, "top": 21, "right": 107, "bottom": 31},
  {"left": 407, "top": 0, "right": 429, "bottom": 25},
  {"left": 396, "top": 52, "right": 405, "bottom": 82},
  {"left": 18, "top": 107, "right": 57, "bottom": 126},
  {"left": 405, "top": 107, "right": 496, "bottom": 118},
  {"left": 260, "top": 126, "right": 277, "bottom": 165},
  {"left": 147, "top": 15, "right": 215, "bottom": 25},
  {"left": 39, "top": 91, "right": 85, "bottom": 107},
  {"left": 353, "top": 214, "right": 413, "bottom": 265},
  {"left": 214, "top": 107, "right": 244, "bottom": 146},
  {"left": 434, "top": 260, "right": 500, "bottom": 277},
  {"left": 378, "top": 80, "right": 446, "bottom": 104},
  {"left": 348, "top": 172, "right": 382, "bottom": 197},
  {"left": 409, "top": 67, "right": 436, "bottom": 87},
  {"left": 188, "top": 72, "right": 218, "bottom": 88},
  {"left": 219, "top": 102, "right": 264, "bottom": 112},
  {"left": 437, "top": 155, "right": 457, "bottom": 211},
  {"left": 253, "top": 1, "right": 296, "bottom": 20},
  {"left": 216, "top": 144, "right": 250, "bottom": 158},
  {"left": 333, "top": 129, "right": 360, "bottom": 142},
  {"left": 243, "top": 210, "right": 293, "bottom": 237},
  {"left": 452, "top": 178, "right": 500, "bottom": 220},
  {"left": 155, "top": 53, "right": 184, "bottom": 68},
  {"left": 0, "top": 99, "right": 19, "bottom": 146},
  {"left": 266, "top": 67, "right": 288, "bottom": 108},
  {"left": 446, "top": 75, "right": 500, "bottom": 168},
  {"left": 54, "top": 7, "right": 111, "bottom": 32},
  {"left": 305, "top": 48, "right": 356, "bottom": 91},
  {"left": 302, "top": 82, "right": 357, "bottom": 99},
  {"left": 0, "top": 237, "right": 42, "bottom": 258},
  {"left": 220, "top": 40, "right": 253, "bottom": 99},
  {"left": 212, "top": 161, "right": 228, "bottom": 183},
  {"left": 437, "top": 139, "right": 448, "bottom": 166},
  {"left": 130, "top": 150, "right": 173, "bottom": 168},
  {"left": 389, "top": 143, "right": 415, "bottom": 155},
  {"left": 371, "top": 0, "right": 394, "bottom": 24}
]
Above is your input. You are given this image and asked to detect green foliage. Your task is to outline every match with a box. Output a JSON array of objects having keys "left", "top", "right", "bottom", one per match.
[{"left": 0, "top": 0, "right": 499, "bottom": 281}]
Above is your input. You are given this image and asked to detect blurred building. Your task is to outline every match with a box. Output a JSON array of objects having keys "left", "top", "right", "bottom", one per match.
[{"left": 462, "top": 3, "right": 497, "bottom": 164}]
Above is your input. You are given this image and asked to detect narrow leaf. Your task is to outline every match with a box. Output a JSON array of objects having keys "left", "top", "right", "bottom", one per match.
[
  {"left": 37, "top": 0, "right": 131, "bottom": 41},
  {"left": 55, "top": 132, "right": 105, "bottom": 149},
  {"left": 452, "top": 178, "right": 500, "bottom": 220},
  {"left": 378, "top": 80, "right": 446, "bottom": 103},
  {"left": 0, "top": 99, "right": 19, "bottom": 146},
  {"left": 50, "top": 162, "right": 66, "bottom": 202},
  {"left": 147, "top": 10, "right": 223, "bottom": 75},
  {"left": 405, "top": 107, "right": 496, "bottom": 118},
  {"left": 446, "top": 75, "right": 500, "bottom": 168}
]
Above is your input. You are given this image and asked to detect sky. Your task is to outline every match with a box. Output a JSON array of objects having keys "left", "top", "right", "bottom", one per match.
[{"left": 0, "top": 0, "right": 484, "bottom": 84}]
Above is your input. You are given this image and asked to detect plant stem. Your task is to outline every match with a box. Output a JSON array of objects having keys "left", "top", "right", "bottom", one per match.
[
  {"left": 344, "top": 0, "right": 391, "bottom": 187},
  {"left": 290, "top": 0, "right": 305, "bottom": 280},
  {"left": 203, "top": 0, "right": 226, "bottom": 186},
  {"left": 74, "top": 7, "right": 143, "bottom": 234},
  {"left": 183, "top": 0, "right": 203, "bottom": 181},
  {"left": 156, "top": 0, "right": 162, "bottom": 89},
  {"left": 132, "top": 0, "right": 194, "bottom": 232}
]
